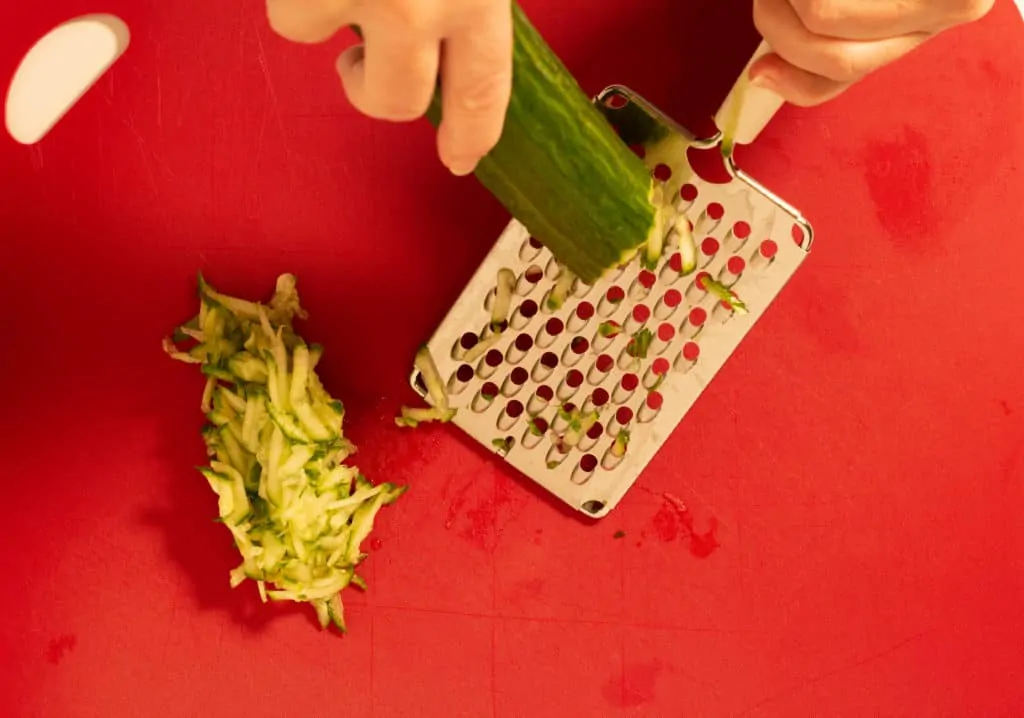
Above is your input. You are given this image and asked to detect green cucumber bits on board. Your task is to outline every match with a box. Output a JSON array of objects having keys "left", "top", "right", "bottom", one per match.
[{"left": 164, "top": 273, "right": 405, "bottom": 633}]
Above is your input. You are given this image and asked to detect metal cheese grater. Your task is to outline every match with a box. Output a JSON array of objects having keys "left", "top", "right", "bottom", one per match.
[{"left": 408, "top": 41, "right": 813, "bottom": 519}]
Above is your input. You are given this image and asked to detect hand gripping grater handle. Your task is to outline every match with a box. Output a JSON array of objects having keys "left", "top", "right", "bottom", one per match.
[
  {"left": 407, "top": 85, "right": 813, "bottom": 519},
  {"left": 715, "top": 40, "right": 786, "bottom": 147}
]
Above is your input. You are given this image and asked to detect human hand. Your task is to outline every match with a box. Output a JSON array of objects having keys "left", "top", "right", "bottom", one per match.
[
  {"left": 266, "top": 0, "right": 513, "bottom": 176},
  {"left": 749, "top": 0, "right": 996, "bottom": 105}
]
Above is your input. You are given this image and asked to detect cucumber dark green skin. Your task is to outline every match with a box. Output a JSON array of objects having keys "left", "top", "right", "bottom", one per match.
[{"left": 425, "top": 4, "right": 659, "bottom": 284}]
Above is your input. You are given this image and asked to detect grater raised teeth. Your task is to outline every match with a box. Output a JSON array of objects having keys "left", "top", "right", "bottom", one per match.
[{"left": 408, "top": 45, "right": 813, "bottom": 519}]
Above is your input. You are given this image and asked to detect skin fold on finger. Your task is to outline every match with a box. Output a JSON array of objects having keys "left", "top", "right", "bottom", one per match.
[
  {"left": 266, "top": 0, "right": 351, "bottom": 44},
  {"left": 749, "top": 52, "right": 851, "bottom": 106},
  {"left": 785, "top": 0, "right": 946, "bottom": 41},
  {"left": 436, "top": 2, "right": 513, "bottom": 176},
  {"left": 336, "top": 24, "right": 441, "bottom": 121},
  {"left": 753, "top": 0, "right": 930, "bottom": 84}
]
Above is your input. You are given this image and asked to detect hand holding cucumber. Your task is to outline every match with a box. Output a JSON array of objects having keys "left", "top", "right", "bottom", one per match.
[{"left": 266, "top": 0, "right": 513, "bottom": 177}]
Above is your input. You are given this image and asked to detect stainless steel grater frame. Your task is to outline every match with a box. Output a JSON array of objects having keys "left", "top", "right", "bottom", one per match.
[{"left": 407, "top": 83, "right": 813, "bottom": 519}]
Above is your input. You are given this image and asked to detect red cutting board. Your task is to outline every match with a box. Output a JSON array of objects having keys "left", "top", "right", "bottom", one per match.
[{"left": 1, "top": 0, "right": 1022, "bottom": 715}]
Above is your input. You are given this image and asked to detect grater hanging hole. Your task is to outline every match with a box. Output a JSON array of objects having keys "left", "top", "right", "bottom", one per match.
[
  {"left": 545, "top": 256, "right": 562, "bottom": 280},
  {"left": 603, "top": 92, "right": 628, "bottom": 109},
  {"left": 685, "top": 145, "right": 732, "bottom": 184},
  {"left": 581, "top": 500, "right": 606, "bottom": 516},
  {"left": 791, "top": 224, "right": 805, "bottom": 245}
]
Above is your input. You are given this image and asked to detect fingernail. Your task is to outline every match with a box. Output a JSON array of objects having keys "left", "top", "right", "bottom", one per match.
[
  {"left": 750, "top": 72, "right": 778, "bottom": 93},
  {"left": 447, "top": 160, "right": 477, "bottom": 177}
]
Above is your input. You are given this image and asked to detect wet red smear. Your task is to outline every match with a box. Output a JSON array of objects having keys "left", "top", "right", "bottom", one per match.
[
  {"left": 47, "top": 634, "right": 77, "bottom": 665},
  {"left": 862, "top": 126, "right": 940, "bottom": 250},
  {"left": 370, "top": 537, "right": 384, "bottom": 551},
  {"left": 655, "top": 495, "right": 720, "bottom": 558},
  {"left": 603, "top": 661, "right": 663, "bottom": 708}
]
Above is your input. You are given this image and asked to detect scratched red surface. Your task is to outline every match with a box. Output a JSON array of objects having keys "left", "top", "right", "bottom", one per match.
[{"left": 1, "top": 0, "right": 1022, "bottom": 716}]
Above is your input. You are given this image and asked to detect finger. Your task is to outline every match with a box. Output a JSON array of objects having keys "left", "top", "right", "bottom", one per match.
[
  {"left": 436, "top": 3, "right": 513, "bottom": 176},
  {"left": 266, "top": 0, "right": 350, "bottom": 44},
  {"left": 336, "top": 28, "right": 441, "bottom": 121},
  {"left": 786, "top": 0, "right": 941, "bottom": 41},
  {"left": 750, "top": 52, "right": 851, "bottom": 106},
  {"left": 754, "top": 0, "right": 929, "bottom": 83}
]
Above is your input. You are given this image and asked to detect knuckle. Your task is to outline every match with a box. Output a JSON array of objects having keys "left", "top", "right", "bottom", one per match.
[
  {"left": 954, "top": 0, "right": 995, "bottom": 23},
  {"left": 818, "top": 47, "right": 864, "bottom": 83},
  {"left": 452, "top": 70, "right": 510, "bottom": 118},
  {"left": 792, "top": 0, "right": 843, "bottom": 36}
]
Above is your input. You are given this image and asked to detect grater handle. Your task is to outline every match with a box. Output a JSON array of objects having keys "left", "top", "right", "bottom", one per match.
[{"left": 714, "top": 40, "right": 784, "bottom": 147}]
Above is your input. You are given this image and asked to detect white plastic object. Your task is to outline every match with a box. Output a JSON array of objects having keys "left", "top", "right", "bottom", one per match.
[
  {"left": 714, "top": 40, "right": 784, "bottom": 147},
  {"left": 4, "top": 14, "right": 130, "bottom": 145},
  {"left": 409, "top": 86, "right": 813, "bottom": 519}
]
